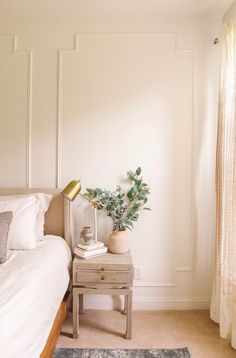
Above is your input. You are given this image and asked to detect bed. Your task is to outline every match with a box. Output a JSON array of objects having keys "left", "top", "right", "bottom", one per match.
[{"left": 0, "top": 188, "right": 72, "bottom": 358}]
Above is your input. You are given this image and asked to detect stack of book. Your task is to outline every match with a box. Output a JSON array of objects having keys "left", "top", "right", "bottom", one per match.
[{"left": 73, "top": 241, "right": 107, "bottom": 259}]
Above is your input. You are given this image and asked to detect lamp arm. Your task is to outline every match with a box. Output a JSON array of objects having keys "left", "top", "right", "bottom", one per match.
[
  {"left": 78, "top": 193, "right": 98, "bottom": 242},
  {"left": 78, "top": 193, "right": 97, "bottom": 208}
]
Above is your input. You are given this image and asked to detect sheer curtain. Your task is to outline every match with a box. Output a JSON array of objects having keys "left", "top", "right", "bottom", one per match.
[{"left": 210, "top": 21, "right": 236, "bottom": 349}]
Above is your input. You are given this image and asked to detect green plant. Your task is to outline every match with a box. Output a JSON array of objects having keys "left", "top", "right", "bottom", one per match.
[{"left": 83, "top": 167, "right": 150, "bottom": 231}]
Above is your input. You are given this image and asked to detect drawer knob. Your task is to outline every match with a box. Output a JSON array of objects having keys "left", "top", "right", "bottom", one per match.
[
  {"left": 101, "top": 275, "right": 105, "bottom": 280},
  {"left": 101, "top": 267, "right": 104, "bottom": 271}
]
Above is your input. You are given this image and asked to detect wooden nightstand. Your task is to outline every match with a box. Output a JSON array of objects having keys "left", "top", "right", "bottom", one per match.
[{"left": 72, "top": 251, "right": 133, "bottom": 339}]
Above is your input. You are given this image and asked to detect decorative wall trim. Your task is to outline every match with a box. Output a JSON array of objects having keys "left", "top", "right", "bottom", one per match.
[
  {"left": 83, "top": 295, "right": 211, "bottom": 310},
  {"left": 57, "top": 32, "right": 196, "bottom": 284},
  {"left": 134, "top": 282, "right": 176, "bottom": 288},
  {"left": 0, "top": 34, "right": 33, "bottom": 188},
  {"left": 174, "top": 267, "right": 193, "bottom": 272},
  {"left": 174, "top": 36, "right": 196, "bottom": 272},
  {"left": 56, "top": 35, "right": 79, "bottom": 188}
]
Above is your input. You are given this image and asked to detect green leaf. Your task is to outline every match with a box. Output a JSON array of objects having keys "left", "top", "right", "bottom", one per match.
[
  {"left": 127, "top": 171, "right": 135, "bottom": 181},
  {"left": 137, "top": 193, "right": 146, "bottom": 200},
  {"left": 127, "top": 189, "right": 133, "bottom": 200},
  {"left": 86, "top": 188, "right": 96, "bottom": 196},
  {"left": 134, "top": 179, "right": 142, "bottom": 187},
  {"left": 136, "top": 167, "right": 141, "bottom": 176},
  {"left": 125, "top": 220, "right": 134, "bottom": 228},
  {"left": 143, "top": 207, "right": 151, "bottom": 210},
  {"left": 95, "top": 188, "right": 102, "bottom": 195}
]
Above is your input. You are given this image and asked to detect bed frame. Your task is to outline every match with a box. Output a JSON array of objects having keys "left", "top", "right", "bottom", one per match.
[{"left": 0, "top": 188, "right": 72, "bottom": 358}]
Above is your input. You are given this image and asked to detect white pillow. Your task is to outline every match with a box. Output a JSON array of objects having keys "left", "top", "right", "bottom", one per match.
[
  {"left": 0, "top": 193, "right": 52, "bottom": 240},
  {"left": 0, "top": 196, "right": 38, "bottom": 249},
  {"left": 34, "top": 193, "right": 52, "bottom": 239}
]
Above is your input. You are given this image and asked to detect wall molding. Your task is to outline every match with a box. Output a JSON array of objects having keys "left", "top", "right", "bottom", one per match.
[
  {"left": 56, "top": 35, "right": 80, "bottom": 188},
  {"left": 0, "top": 34, "right": 33, "bottom": 188},
  {"left": 134, "top": 281, "right": 175, "bottom": 287},
  {"left": 174, "top": 36, "right": 196, "bottom": 272},
  {"left": 57, "top": 32, "right": 196, "bottom": 284},
  {"left": 83, "top": 295, "right": 210, "bottom": 310}
]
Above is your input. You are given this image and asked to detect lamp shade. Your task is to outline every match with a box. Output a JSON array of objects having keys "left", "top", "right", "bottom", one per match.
[{"left": 62, "top": 180, "right": 81, "bottom": 201}]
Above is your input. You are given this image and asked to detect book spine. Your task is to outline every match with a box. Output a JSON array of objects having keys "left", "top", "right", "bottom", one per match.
[
  {"left": 77, "top": 243, "right": 104, "bottom": 251},
  {"left": 81, "top": 252, "right": 107, "bottom": 260},
  {"left": 74, "top": 248, "right": 107, "bottom": 258}
]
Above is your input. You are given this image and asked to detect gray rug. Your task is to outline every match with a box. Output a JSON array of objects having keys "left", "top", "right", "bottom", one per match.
[{"left": 53, "top": 348, "right": 190, "bottom": 358}]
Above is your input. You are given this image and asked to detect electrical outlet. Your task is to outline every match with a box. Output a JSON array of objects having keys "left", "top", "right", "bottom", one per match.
[{"left": 134, "top": 266, "right": 143, "bottom": 280}]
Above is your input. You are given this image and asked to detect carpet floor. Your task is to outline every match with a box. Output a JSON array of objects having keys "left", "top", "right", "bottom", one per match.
[{"left": 57, "top": 310, "right": 235, "bottom": 358}]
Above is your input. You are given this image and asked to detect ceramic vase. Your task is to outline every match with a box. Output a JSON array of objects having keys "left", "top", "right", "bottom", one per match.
[
  {"left": 80, "top": 226, "right": 94, "bottom": 245},
  {"left": 108, "top": 230, "right": 129, "bottom": 254}
]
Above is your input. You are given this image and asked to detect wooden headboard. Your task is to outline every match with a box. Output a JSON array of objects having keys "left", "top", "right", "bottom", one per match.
[{"left": 0, "top": 188, "right": 72, "bottom": 249}]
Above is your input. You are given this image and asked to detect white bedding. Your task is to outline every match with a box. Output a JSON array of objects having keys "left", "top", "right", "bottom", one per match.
[{"left": 0, "top": 235, "right": 72, "bottom": 358}]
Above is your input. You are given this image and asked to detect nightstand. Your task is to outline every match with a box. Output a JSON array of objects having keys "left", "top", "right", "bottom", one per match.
[{"left": 72, "top": 251, "right": 133, "bottom": 339}]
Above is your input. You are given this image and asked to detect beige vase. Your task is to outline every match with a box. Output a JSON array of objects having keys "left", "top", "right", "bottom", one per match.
[{"left": 108, "top": 230, "right": 129, "bottom": 254}]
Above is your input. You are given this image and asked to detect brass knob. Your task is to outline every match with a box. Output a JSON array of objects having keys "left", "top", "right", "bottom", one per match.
[
  {"left": 101, "top": 267, "right": 104, "bottom": 271},
  {"left": 101, "top": 275, "right": 105, "bottom": 280}
]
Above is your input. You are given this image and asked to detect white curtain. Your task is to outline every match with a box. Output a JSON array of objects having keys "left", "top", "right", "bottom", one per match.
[{"left": 210, "top": 21, "right": 236, "bottom": 349}]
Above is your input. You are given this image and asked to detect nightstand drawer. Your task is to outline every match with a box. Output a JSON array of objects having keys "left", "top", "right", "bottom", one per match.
[{"left": 74, "top": 270, "right": 131, "bottom": 284}]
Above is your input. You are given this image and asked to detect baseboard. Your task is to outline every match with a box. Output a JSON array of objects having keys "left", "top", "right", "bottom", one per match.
[
  {"left": 133, "top": 297, "right": 210, "bottom": 310},
  {"left": 83, "top": 295, "right": 210, "bottom": 310}
]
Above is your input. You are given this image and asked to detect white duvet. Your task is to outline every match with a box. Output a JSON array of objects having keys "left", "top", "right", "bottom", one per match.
[{"left": 0, "top": 235, "right": 72, "bottom": 358}]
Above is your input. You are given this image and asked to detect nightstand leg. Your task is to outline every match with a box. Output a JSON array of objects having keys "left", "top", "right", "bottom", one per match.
[
  {"left": 125, "top": 289, "right": 132, "bottom": 339},
  {"left": 69, "top": 296, "right": 73, "bottom": 313},
  {"left": 123, "top": 294, "right": 128, "bottom": 315},
  {"left": 79, "top": 294, "right": 84, "bottom": 314},
  {"left": 73, "top": 288, "right": 79, "bottom": 339}
]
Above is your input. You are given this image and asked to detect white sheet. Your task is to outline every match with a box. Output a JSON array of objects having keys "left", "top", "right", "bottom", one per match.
[{"left": 0, "top": 235, "right": 72, "bottom": 358}]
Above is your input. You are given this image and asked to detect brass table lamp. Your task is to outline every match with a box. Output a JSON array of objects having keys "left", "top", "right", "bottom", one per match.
[
  {"left": 62, "top": 180, "right": 98, "bottom": 242},
  {"left": 62, "top": 180, "right": 82, "bottom": 201}
]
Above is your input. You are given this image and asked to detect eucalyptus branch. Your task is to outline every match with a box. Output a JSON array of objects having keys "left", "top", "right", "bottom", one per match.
[{"left": 82, "top": 167, "right": 150, "bottom": 231}]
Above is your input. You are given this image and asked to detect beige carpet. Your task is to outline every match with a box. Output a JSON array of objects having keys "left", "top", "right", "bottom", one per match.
[{"left": 57, "top": 310, "right": 235, "bottom": 358}]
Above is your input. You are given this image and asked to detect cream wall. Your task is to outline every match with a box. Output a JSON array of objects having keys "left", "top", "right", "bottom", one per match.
[
  {"left": 224, "top": 0, "right": 236, "bottom": 21},
  {"left": 0, "top": 13, "right": 221, "bottom": 309}
]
